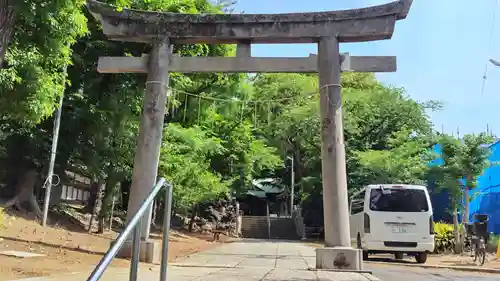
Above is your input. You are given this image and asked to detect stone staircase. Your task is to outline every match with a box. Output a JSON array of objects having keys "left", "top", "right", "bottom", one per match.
[
  {"left": 270, "top": 217, "right": 300, "bottom": 240},
  {"left": 241, "top": 216, "right": 301, "bottom": 240},
  {"left": 241, "top": 216, "right": 269, "bottom": 239}
]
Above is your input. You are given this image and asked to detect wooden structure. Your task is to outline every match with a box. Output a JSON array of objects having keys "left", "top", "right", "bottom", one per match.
[{"left": 86, "top": 0, "right": 413, "bottom": 269}]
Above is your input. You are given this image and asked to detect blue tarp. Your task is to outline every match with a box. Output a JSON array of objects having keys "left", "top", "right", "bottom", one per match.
[{"left": 428, "top": 141, "right": 500, "bottom": 234}]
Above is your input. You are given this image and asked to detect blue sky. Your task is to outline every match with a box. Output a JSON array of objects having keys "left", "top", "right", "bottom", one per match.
[{"left": 233, "top": 0, "right": 500, "bottom": 136}]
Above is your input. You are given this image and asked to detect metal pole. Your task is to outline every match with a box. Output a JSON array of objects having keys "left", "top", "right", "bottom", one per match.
[
  {"left": 160, "top": 184, "right": 173, "bottom": 281},
  {"left": 130, "top": 222, "right": 142, "bottom": 281},
  {"left": 86, "top": 178, "right": 166, "bottom": 281},
  {"left": 42, "top": 64, "right": 68, "bottom": 227}
]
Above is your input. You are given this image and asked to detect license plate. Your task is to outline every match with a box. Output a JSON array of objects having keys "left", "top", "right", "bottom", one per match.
[{"left": 391, "top": 226, "right": 408, "bottom": 233}]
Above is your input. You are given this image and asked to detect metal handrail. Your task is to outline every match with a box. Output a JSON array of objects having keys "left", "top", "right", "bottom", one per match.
[{"left": 86, "top": 177, "right": 173, "bottom": 281}]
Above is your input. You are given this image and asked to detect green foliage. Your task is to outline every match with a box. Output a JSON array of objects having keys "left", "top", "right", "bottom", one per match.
[
  {"left": 433, "top": 223, "right": 456, "bottom": 254},
  {"left": 0, "top": 0, "right": 88, "bottom": 125},
  {"left": 460, "top": 133, "right": 495, "bottom": 189},
  {"left": 430, "top": 133, "right": 494, "bottom": 213},
  {"left": 248, "top": 72, "right": 437, "bottom": 225},
  {"left": 429, "top": 133, "right": 494, "bottom": 253},
  {"left": 488, "top": 233, "right": 500, "bottom": 253},
  {"left": 0, "top": 0, "right": 456, "bottom": 228},
  {"left": 355, "top": 129, "right": 432, "bottom": 185},
  {"left": 258, "top": 72, "right": 435, "bottom": 189},
  {"left": 159, "top": 124, "right": 228, "bottom": 212}
]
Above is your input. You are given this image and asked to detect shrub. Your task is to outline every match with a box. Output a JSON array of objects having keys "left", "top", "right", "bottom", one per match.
[
  {"left": 434, "top": 222, "right": 456, "bottom": 254},
  {"left": 434, "top": 222, "right": 500, "bottom": 254},
  {"left": 488, "top": 233, "right": 500, "bottom": 253}
]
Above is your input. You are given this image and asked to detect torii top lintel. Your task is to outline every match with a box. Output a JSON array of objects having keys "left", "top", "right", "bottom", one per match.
[{"left": 86, "top": 0, "right": 412, "bottom": 44}]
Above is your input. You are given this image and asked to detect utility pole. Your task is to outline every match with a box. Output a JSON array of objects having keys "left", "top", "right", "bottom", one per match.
[
  {"left": 41, "top": 64, "right": 68, "bottom": 227},
  {"left": 287, "top": 155, "right": 295, "bottom": 216}
]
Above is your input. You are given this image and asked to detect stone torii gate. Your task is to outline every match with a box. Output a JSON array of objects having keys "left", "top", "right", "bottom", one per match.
[{"left": 87, "top": 0, "right": 412, "bottom": 269}]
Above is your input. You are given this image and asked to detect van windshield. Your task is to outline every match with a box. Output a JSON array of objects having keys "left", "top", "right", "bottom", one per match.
[{"left": 369, "top": 188, "right": 429, "bottom": 212}]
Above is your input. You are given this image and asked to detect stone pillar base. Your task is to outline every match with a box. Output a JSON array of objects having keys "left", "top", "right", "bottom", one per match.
[
  {"left": 115, "top": 239, "right": 162, "bottom": 264},
  {"left": 316, "top": 247, "right": 363, "bottom": 271}
]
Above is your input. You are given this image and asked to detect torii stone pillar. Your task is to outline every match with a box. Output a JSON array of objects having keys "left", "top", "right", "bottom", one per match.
[{"left": 86, "top": 0, "right": 413, "bottom": 269}]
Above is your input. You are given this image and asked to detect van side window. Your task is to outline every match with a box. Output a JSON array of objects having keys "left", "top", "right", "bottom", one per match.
[{"left": 350, "top": 189, "right": 366, "bottom": 214}]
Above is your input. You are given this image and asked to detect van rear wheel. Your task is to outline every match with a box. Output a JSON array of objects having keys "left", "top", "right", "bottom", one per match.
[{"left": 415, "top": 252, "right": 428, "bottom": 264}]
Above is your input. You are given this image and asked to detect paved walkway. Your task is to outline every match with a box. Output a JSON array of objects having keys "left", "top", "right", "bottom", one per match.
[{"left": 10, "top": 240, "right": 379, "bottom": 281}]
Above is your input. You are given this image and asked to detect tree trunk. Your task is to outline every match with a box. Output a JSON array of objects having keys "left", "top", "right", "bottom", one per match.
[
  {"left": 85, "top": 181, "right": 98, "bottom": 213},
  {"left": 87, "top": 179, "right": 98, "bottom": 233},
  {"left": 464, "top": 176, "right": 470, "bottom": 224},
  {"left": 0, "top": 0, "right": 16, "bottom": 66},
  {"left": 2, "top": 170, "right": 43, "bottom": 218},
  {"left": 109, "top": 194, "right": 115, "bottom": 232},
  {"left": 188, "top": 204, "right": 198, "bottom": 232},
  {"left": 98, "top": 216, "right": 105, "bottom": 234},
  {"left": 452, "top": 198, "right": 461, "bottom": 254},
  {"left": 120, "top": 179, "right": 131, "bottom": 211},
  {"left": 88, "top": 178, "right": 105, "bottom": 234},
  {"left": 99, "top": 178, "right": 118, "bottom": 232}
]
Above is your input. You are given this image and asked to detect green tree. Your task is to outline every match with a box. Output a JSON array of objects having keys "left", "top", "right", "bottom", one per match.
[
  {"left": 0, "top": 0, "right": 87, "bottom": 124},
  {"left": 460, "top": 133, "right": 494, "bottom": 223},
  {"left": 0, "top": 0, "right": 254, "bottom": 225},
  {"left": 0, "top": 0, "right": 88, "bottom": 216},
  {"left": 250, "top": 72, "right": 437, "bottom": 226},
  {"left": 71, "top": 0, "right": 281, "bottom": 223},
  {"left": 158, "top": 124, "right": 228, "bottom": 213},
  {"left": 355, "top": 129, "right": 433, "bottom": 185},
  {"left": 429, "top": 133, "right": 493, "bottom": 252}
]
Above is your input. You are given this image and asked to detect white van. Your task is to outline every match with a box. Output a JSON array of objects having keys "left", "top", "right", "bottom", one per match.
[{"left": 349, "top": 184, "right": 435, "bottom": 263}]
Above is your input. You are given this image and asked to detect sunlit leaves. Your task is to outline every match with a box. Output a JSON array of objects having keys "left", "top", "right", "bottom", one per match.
[
  {"left": 1, "top": 0, "right": 88, "bottom": 125},
  {"left": 431, "top": 133, "right": 494, "bottom": 196},
  {"left": 159, "top": 124, "right": 228, "bottom": 209}
]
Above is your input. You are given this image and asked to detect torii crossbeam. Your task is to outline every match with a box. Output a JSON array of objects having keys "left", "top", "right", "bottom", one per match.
[{"left": 86, "top": 0, "right": 413, "bottom": 270}]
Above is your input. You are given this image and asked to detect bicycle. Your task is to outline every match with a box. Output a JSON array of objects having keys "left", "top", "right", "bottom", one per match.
[
  {"left": 472, "top": 235, "right": 486, "bottom": 266},
  {"left": 465, "top": 214, "right": 489, "bottom": 266}
]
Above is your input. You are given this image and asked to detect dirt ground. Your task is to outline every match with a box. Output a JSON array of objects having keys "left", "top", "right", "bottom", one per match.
[{"left": 0, "top": 210, "right": 229, "bottom": 281}]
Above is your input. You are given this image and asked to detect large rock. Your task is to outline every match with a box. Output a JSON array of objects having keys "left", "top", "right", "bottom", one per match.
[{"left": 197, "top": 195, "right": 238, "bottom": 236}]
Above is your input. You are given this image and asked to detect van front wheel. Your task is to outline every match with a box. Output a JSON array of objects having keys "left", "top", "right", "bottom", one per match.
[{"left": 415, "top": 252, "right": 428, "bottom": 264}]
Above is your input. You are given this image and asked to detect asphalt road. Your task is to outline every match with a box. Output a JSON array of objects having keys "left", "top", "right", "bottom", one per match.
[{"left": 368, "top": 264, "right": 499, "bottom": 281}]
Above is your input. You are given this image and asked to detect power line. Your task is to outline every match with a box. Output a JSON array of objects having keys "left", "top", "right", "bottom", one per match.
[
  {"left": 167, "top": 84, "right": 322, "bottom": 126},
  {"left": 480, "top": 0, "right": 498, "bottom": 96},
  {"left": 169, "top": 88, "right": 309, "bottom": 103}
]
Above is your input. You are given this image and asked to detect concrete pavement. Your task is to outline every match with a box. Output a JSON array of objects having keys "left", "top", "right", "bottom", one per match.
[
  {"left": 9, "top": 240, "right": 378, "bottom": 281},
  {"left": 170, "top": 239, "right": 377, "bottom": 280},
  {"left": 368, "top": 264, "right": 500, "bottom": 281},
  {"left": 11, "top": 240, "right": 499, "bottom": 281}
]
